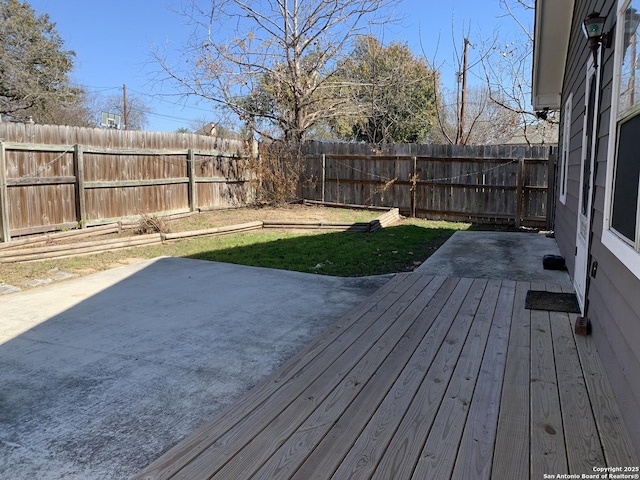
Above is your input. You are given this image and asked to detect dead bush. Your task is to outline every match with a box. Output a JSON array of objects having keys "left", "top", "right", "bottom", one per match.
[
  {"left": 135, "top": 214, "right": 171, "bottom": 235},
  {"left": 248, "top": 141, "right": 305, "bottom": 206}
]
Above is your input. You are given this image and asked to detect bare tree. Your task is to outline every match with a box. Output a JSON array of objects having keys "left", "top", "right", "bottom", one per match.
[
  {"left": 428, "top": 84, "right": 520, "bottom": 144},
  {"left": 480, "top": 0, "right": 558, "bottom": 144},
  {"left": 187, "top": 116, "right": 243, "bottom": 139},
  {"left": 97, "top": 91, "right": 150, "bottom": 130},
  {"left": 423, "top": 27, "right": 514, "bottom": 145},
  {"left": 53, "top": 89, "right": 97, "bottom": 127},
  {"left": 154, "top": 0, "right": 398, "bottom": 144},
  {"left": 421, "top": 11, "right": 547, "bottom": 146}
]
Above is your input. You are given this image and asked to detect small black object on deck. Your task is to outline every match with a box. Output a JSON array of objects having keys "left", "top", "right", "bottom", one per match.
[{"left": 543, "top": 254, "right": 566, "bottom": 270}]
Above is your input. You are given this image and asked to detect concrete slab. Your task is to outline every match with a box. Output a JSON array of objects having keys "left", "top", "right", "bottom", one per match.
[
  {"left": 416, "top": 230, "right": 572, "bottom": 286},
  {"left": 0, "top": 283, "right": 20, "bottom": 295},
  {"left": 1, "top": 268, "right": 80, "bottom": 295},
  {"left": 0, "top": 257, "right": 391, "bottom": 480}
]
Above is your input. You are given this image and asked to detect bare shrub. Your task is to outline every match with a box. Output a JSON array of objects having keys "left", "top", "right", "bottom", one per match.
[
  {"left": 135, "top": 214, "right": 170, "bottom": 235},
  {"left": 248, "top": 141, "right": 305, "bottom": 206}
]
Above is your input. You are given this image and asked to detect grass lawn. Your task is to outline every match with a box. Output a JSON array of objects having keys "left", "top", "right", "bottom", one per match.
[
  {"left": 0, "top": 208, "right": 471, "bottom": 288},
  {"left": 184, "top": 220, "right": 468, "bottom": 276}
]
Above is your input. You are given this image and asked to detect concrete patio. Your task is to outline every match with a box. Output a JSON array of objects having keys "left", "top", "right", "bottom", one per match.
[{"left": 0, "top": 258, "right": 389, "bottom": 479}]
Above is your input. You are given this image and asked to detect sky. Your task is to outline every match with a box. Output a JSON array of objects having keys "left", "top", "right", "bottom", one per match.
[{"left": 27, "top": 0, "right": 531, "bottom": 133}]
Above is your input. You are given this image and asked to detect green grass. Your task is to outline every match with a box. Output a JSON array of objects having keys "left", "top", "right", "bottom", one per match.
[
  {"left": 0, "top": 218, "right": 470, "bottom": 287},
  {"left": 183, "top": 219, "right": 469, "bottom": 276}
]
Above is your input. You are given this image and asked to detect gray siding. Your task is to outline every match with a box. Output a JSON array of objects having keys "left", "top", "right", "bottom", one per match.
[{"left": 556, "top": 0, "right": 640, "bottom": 451}]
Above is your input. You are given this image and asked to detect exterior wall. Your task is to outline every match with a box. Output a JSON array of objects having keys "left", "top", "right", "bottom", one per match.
[{"left": 556, "top": 0, "right": 640, "bottom": 451}]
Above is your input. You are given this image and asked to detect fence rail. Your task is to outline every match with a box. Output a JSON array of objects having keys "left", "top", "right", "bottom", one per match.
[
  {"left": 0, "top": 124, "right": 250, "bottom": 242},
  {"left": 300, "top": 142, "right": 557, "bottom": 228}
]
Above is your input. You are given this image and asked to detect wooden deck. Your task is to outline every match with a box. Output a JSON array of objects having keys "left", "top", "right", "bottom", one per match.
[{"left": 135, "top": 274, "right": 638, "bottom": 480}]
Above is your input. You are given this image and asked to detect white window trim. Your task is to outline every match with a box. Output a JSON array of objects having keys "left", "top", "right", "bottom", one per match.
[
  {"left": 559, "top": 93, "right": 572, "bottom": 205},
  {"left": 602, "top": 0, "right": 640, "bottom": 281}
]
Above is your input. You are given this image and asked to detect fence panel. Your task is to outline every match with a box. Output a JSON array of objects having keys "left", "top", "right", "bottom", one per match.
[
  {"left": 82, "top": 149, "right": 190, "bottom": 222},
  {"left": 301, "top": 142, "right": 556, "bottom": 228},
  {"left": 4, "top": 145, "right": 79, "bottom": 235},
  {"left": 194, "top": 151, "right": 250, "bottom": 210},
  {"left": 0, "top": 124, "right": 249, "bottom": 241}
]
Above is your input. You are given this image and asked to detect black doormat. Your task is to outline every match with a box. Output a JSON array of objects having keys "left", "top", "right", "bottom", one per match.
[{"left": 525, "top": 290, "right": 581, "bottom": 313}]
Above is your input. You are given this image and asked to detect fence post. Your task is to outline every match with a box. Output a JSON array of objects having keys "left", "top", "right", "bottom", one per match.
[
  {"left": 516, "top": 157, "right": 524, "bottom": 228},
  {"left": 546, "top": 147, "right": 557, "bottom": 230},
  {"left": 0, "top": 141, "right": 10, "bottom": 242},
  {"left": 74, "top": 144, "right": 87, "bottom": 228},
  {"left": 321, "top": 153, "right": 326, "bottom": 203},
  {"left": 187, "top": 148, "right": 197, "bottom": 212},
  {"left": 411, "top": 156, "right": 417, "bottom": 218}
]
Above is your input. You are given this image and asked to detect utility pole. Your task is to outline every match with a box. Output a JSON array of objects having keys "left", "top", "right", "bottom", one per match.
[
  {"left": 458, "top": 37, "right": 470, "bottom": 145},
  {"left": 123, "top": 84, "right": 128, "bottom": 130}
]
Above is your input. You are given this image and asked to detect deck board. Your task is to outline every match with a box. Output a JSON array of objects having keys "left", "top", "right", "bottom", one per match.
[
  {"left": 530, "top": 307, "right": 568, "bottom": 477},
  {"left": 323, "top": 277, "right": 477, "bottom": 480},
  {"left": 491, "top": 281, "right": 530, "bottom": 480},
  {"left": 370, "top": 277, "right": 488, "bottom": 480},
  {"left": 451, "top": 280, "right": 515, "bottom": 480},
  {"left": 570, "top": 310, "right": 640, "bottom": 467},
  {"left": 550, "top": 310, "right": 605, "bottom": 471},
  {"left": 289, "top": 276, "right": 464, "bottom": 480},
  {"left": 411, "top": 278, "right": 502, "bottom": 479},
  {"left": 134, "top": 274, "right": 639, "bottom": 480},
  {"left": 250, "top": 275, "right": 457, "bottom": 480}
]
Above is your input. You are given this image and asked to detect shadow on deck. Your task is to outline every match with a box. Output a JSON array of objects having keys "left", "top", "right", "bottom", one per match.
[{"left": 134, "top": 273, "right": 638, "bottom": 480}]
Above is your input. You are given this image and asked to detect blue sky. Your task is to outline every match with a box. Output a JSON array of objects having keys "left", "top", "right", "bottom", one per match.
[{"left": 27, "top": 0, "right": 531, "bottom": 132}]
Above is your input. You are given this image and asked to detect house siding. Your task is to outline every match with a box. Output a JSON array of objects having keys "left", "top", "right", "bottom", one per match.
[{"left": 556, "top": 0, "right": 640, "bottom": 452}]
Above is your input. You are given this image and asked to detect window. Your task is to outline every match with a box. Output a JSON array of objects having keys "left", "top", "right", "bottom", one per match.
[
  {"left": 611, "top": 114, "right": 640, "bottom": 242},
  {"left": 560, "top": 94, "right": 572, "bottom": 205},
  {"left": 603, "top": 0, "right": 640, "bottom": 279}
]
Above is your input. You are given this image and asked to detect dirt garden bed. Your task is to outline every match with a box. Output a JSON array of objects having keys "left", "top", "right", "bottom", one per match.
[{"left": 0, "top": 203, "right": 416, "bottom": 291}]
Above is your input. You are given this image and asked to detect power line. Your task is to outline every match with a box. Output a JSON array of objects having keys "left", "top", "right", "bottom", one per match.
[
  {"left": 144, "top": 111, "right": 201, "bottom": 123},
  {"left": 75, "top": 82, "right": 217, "bottom": 114}
]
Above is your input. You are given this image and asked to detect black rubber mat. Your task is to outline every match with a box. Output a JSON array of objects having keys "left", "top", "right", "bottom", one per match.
[{"left": 525, "top": 290, "right": 581, "bottom": 313}]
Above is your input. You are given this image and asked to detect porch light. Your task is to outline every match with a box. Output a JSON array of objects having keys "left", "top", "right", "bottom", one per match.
[
  {"left": 583, "top": 12, "right": 612, "bottom": 66},
  {"left": 625, "top": 8, "right": 640, "bottom": 34}
]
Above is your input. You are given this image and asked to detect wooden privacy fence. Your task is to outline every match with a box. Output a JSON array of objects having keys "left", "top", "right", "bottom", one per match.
[
  {"left": 0, "top": 126, "right": 557, "bottom": 244},
  {"left": 300, "top": 142, "right": 557, "bottom": 228},
  {"left": 0, "top": 124, "right": 251, "bottom": 242}
]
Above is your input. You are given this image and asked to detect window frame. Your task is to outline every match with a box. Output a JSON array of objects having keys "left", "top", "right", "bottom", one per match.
[
  {"left": 602, "top": 0, "right": 640, "bottom": 280},
  {"left": 559, "top": 93, "right": 573, "bottom": 205}
]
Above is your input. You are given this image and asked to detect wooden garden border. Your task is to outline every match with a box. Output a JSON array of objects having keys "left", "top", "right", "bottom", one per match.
[{"left": 0, "top": 205, "right": 401, "bottom": 263}]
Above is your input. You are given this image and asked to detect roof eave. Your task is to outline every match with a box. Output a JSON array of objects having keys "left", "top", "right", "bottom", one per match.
[{"left": 532, "top": 0, "right": 575, "bottom": 110}]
